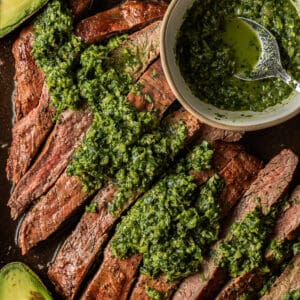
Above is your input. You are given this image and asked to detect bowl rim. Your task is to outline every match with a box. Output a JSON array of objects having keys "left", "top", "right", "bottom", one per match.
[{"left": 160, "top": 0, "right": 300, "bottom": 132}]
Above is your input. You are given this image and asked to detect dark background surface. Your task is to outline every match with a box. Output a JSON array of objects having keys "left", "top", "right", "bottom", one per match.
[{"left": 1, "top": 1, "right": 300, "bottom": 299}]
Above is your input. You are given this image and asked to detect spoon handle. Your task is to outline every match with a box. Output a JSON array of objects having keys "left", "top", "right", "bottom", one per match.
[{"left": 277, "top": 68, "right": 300, "bottom": 93}]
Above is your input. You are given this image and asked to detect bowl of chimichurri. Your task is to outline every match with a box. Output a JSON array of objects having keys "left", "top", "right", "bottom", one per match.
[{"left": 161, "top": 0, "right": 300, "bottom": 131}]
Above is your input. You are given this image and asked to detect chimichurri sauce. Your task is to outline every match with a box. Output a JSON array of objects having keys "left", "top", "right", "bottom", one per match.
[
  {"left": 176, "top": 0, "right": 300, "bottom": 112},
  {"left": 222, "top": 17, "right": 262, "bottom": 74}
]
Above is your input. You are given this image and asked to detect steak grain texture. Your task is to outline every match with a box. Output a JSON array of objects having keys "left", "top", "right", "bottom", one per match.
[
  {"left": 17, "top": 109, "right": 93, "bottom": 254},
  {"left": 76, "top": 1, "right": 167, "bottom": 44},
  {"left": 261, "top": 254, "right": 300, "bottom": 300},
  {"left": 267, "top": 185, "right": 300, "bottom": 258},
  {"left": 47, "top": 109, "right": 202, "bottom": 299},
  {"left": 82, "top": 246, "right": 143, "bottom": 300},
  {"left": 173, "top": 149, "right": 298, "bottom": 300},
  {"left": 7, "top": 83, "right": 55, "bottom": 189},
  {"left": 12, "top": 26, "right": 44, "bottom": 121},
  {"left": 216, "top": 185, "right": 300, "bottom": 300}
]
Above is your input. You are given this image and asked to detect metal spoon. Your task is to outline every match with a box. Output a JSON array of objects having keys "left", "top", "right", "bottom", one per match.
[{"left": 235, "top": 17, "right": 300, "bottom": 93}]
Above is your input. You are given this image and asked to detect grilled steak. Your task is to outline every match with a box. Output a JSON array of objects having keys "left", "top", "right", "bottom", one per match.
[
  {"left": 16, "top": 109, "right": 93, "bottom": 253},
  {"left": 47, "top": 108, "right": 202, "bottom": 299},
  {"left": 82, "top": 246, "right": 143, "bottom": 300},
  {"left": 261, "top": 254, "right": 300, "bottom": 300},
  {"left": 215, "top": 185, "right": 300, "bottom": 300},
  {"left": 266, "top": 185, "right": 300, "bottom": 259},
  {"left": 12, "top": 26, "right": 44, "bottom": 121},
  {"left": 6, "top": 83, "right": 55, "bottom": 187},
  {"left": 173, "top": 149, "right": 298, "bottom": 300},
  {"left": 17, "top": 59, "right": 174, "bottom": 254},
  {"left": 9, "top": 21, "right": 161, "bottom": 222},
  {"left": 129, "top": 147, "right": 263, "bottom": 300},
  {"left": 76, "top": 1, "right": 167, "bottom": 44}
]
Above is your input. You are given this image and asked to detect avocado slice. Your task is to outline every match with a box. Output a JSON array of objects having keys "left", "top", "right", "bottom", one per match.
[
  {"left": 0, "top": 262, "right": 53, "bottom": 300},
  {"left": 0, "top": 0, "right": 49, "bottom": 38}
]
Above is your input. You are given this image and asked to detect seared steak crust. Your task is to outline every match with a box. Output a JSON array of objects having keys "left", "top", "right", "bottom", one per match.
[
  {"left": 6, "top": 83, "right": 55, "bottom": 188},
  {"left": 76, "top": 1, "right": 167, "bottom": 44},
  {"left": 12, "top": 26, "right": 44, "bottom": 121},
  {"left": 173, "top": 149, "right": 298, "bottom": 300},
  {"left": 82, "top": 246, "right": 143, "bottom": 300}
]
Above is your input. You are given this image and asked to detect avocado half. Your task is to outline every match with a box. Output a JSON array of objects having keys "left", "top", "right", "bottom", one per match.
[
  {"left": 0, "top": 0, "right": 49, "bottom": 38},
  {"left": 0, "top": 262, "right": 53, "bottom": 300}
]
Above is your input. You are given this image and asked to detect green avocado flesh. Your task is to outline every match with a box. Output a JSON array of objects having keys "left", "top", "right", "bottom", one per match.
[
  {"left": 0, "top": 262, "right": 52, "bottom": 300},
  {"left": 0, "top": 0, "right": 48, "bottom": 38}
]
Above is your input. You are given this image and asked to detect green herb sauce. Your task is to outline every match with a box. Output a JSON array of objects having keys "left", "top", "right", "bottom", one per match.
[
  {"left": 111, "top": 145, "right": 224, "bottom": 281},
  {"left": 218, "top": 206, "right": 275, "bottom": 277},
  {"left": 146, "top": 287, "right": 165, "bottom": 300},
  {"left": 284, "top": 289, "right": 300, "bottom": 300},
  {"left": 176, "top": 0, "right": 300, "bottom": 111},
  {"left": 32, "top": 0, "right": 85, "bottom": 117}
]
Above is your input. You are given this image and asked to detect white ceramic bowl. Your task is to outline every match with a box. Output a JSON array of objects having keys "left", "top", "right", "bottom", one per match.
[{"left": 161, "top": 0, "right": 300, "bottom": 131}]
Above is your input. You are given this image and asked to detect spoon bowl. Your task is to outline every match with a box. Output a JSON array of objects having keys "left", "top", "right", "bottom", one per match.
[
  {"left": 236, "top": 17, "right": 300, "bottom": 93},
  {"left": 160, "top": 0, "right": 300, "bottom": 131}
]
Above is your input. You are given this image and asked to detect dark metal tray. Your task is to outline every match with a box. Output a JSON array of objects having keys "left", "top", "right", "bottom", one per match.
[{"left": 1, "top": 1, "right": 300, "bottom": 298}]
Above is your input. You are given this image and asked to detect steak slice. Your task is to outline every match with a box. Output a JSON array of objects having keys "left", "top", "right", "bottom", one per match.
[
  {"left": 6, "top": 83, "right": 55, "bottom": 187},
  {"left": 215, "top": 185, "right": 300, "bottom": 300},
  {"left": 12, "top": 25, "right": 44, "bottom": 121},
  {"left": 266, "top": 185, "right": 300, "bottom": 259},
  {"left": 76, "top": 1, "right": 167, "bottom": 44},
  {"left": 173, "top": 149, "right": 298, "bottom": 300},
  {"left": 47, "top": 108, "right": 202, "bottom": 299},
  {"left": 17, "top": 59, "right": 175, "bottom": 254},
  {"left": 16, "top": 109, "right": 93, "bottom": 252},
  {"left": 261, "top": 254, "right": 300, "bottom": 300},
  {"left": 82, "top": 246, "right": 143, "bottom": 300},
  {"left": 129, "top": 148, "right": 263, "bottom": 300}
]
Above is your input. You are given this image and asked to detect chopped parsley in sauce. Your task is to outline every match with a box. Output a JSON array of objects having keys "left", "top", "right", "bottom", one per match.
[
  {"left": 111, "top": 144, "right": 224, "bottom": 281},
  {"left": 218, "top": 206, "right": 276, "bottom": 277},
  {"left": 176, "top": 0, "right": 300, "bottom": 111}
]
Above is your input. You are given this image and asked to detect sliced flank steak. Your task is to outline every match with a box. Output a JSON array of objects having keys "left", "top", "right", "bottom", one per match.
[
  {"left": 47, "top": 107, "right": 202, "bottom": 300},
  {"left": 82, "top": 141, "right": 263, "bottom": 300},
  {"left": 76, "top": 1, "right": 167, "bottom": 44},
  {"left": 128, "top": 147, "right": 263, "bottom": 300},
  {"left": 6, "top": 83, "right": 55, "bottom": 187},
  {"left": 215, "top": 185, "right": 300, "bottom": 300},
  {"left": 17, "top": 59, "right": 175, "bottom": 255},
  {"left": 261, "top": 254, "right": 300, "bottom": 300},
  {"left": 172, "top": 149, "right": 299, "bottom": 300},
  {"left": 12, "top": 25, "right": 44, "bottom": 122},
  {"left": 9, "top": 21, "right": 162, "bottom": 221},
  {"left": 266, "top": 185, "right": 300, "bottom": 260}
]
